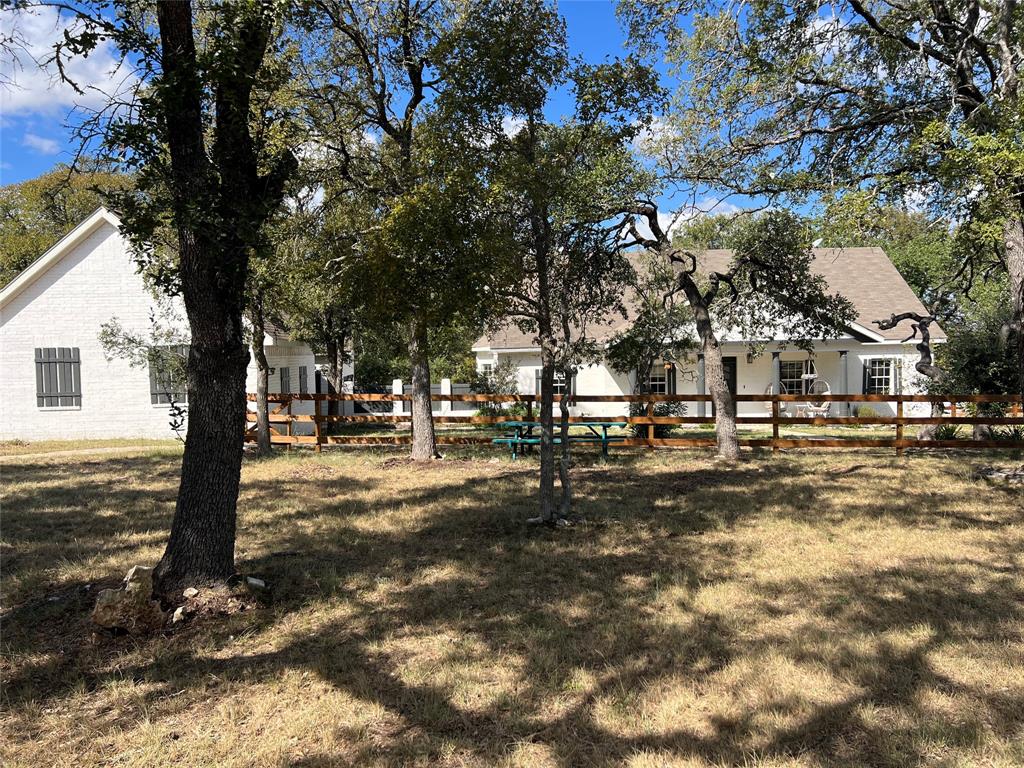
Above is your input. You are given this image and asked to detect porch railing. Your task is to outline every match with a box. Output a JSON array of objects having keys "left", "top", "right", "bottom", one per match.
[{"left": 244, "top": 392, "right": 1024, "bottom": 455}]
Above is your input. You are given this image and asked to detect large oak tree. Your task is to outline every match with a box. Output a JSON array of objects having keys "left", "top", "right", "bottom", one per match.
[{"left": 32, "top": 0, "right": 300, "bottom": 591}]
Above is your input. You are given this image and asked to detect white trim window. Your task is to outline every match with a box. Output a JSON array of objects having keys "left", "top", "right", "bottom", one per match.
[
  {"left": 535, "top": 370, "right": 574, "bottom": 397},
  {"left": 780, "top": 359, "right": 815, "bottom": 395},
  {"left": 864, "top": 358, "right": 900, "bottom": 395},
  {"left": 646, "top": 367, "right": 668, "bottom": 394}
]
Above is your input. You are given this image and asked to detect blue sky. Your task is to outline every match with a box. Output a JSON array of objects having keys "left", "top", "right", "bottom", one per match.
[{"left": 0, "top": 1, "right": 663, "bottom": 186}]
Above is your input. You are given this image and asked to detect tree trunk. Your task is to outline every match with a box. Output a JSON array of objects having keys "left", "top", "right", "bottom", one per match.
[
  {"left": 155, "top": 309, "right": 249, "bottom": 591},
  {"left": 325, "top": 338, "right": 340, "bottom": 419},
  {"left": 408, "top": 311, "right": 438, "bottom": 460},
  {"left": 151, "top": 0, "right": 288, "bottom": 594},
  {"left": 1006, "top": 214, "right": 1024, "bottom": 396},
  {"left": 557, "top": 367, "right": 573, "bottom": 520},
  {"left": 537, "top": 345, "right": 556, "bottom": 523},
  {"left": 680, "top": 278, "right": 740, "bottom": 460}
]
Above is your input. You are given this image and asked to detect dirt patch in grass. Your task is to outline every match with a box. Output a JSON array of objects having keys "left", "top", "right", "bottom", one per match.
[{"left": 1, "top": 446, "right": 1022, "bottom": 767}]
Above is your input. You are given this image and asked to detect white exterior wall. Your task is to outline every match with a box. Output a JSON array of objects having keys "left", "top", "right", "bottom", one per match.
[{"left": 1, "top": 218, "right": 317, "bottom": 440}]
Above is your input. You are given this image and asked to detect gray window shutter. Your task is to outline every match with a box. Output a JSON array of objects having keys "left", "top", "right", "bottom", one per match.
[
  {"left": 280, "top": 367, "right": 291, "bottom": 393},
  {"left": 535, "top": 369, "right": 542, "bottom": 395},
  {"left": 299, "top": 366, "right": 308, "bottom": 394},
  {"left": 36, "top": 347, "right": 81, "bottom": 407}
]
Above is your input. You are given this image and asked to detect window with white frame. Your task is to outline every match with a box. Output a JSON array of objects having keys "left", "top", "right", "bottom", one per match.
[
  {"left": 779, "top": 359, "right": 815, "bottom": 395},
  {"left": 646, "top": 367, "right": 668, "bottom": 394},
  {"left": 864, "top": 358, "right": 896, "bottom": 395},
  {"left": 535, "top": 370, "right": 574, "bottom": 396}
]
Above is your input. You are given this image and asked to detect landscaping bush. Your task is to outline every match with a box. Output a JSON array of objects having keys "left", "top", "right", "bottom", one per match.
[
  {"left": 472, "top": 359, "right": 528, "bottom": 420},
  {"left": 932, "top": 423, "right": 962, "bottom": 441}
]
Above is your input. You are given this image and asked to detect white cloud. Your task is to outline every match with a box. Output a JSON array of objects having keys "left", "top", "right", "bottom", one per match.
[
  {"left": 22, "top": 132, "right": 60, "bottom": 154},
  {"left": 0, "top": 5, "right": 138, "bottom": 117},
  {"left": 501, "top": 116, "right": 526, "bottom": 138},
  {"left": 632, "top": 116, "right": 678, "bottom": 155}
]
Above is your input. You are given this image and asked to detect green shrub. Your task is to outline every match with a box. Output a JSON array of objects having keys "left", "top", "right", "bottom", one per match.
[
  {"left": 994, "top": 425, "right": 1024, "bottom": 442},
  {"left": 932, "top": 423, "right": 962, "bottom": 441}
]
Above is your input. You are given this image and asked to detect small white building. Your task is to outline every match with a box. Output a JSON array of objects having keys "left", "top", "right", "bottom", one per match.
[
  {"left": 473, "top": 248, "right": 945, "bottom": 418},
  {"left": 0, "top": 207, "right": 323, "bottom": 441}
]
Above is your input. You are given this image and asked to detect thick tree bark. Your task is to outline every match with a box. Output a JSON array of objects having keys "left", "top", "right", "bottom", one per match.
[
  {"left": 153, "top": 1, "right": 241, "bottom": 591},
  {"left": 408, "top": 311, "right": 438, "bottom": 460},
  {"left": 681, "top": 281, "right": 740, "bottom": 461},
  {"left": 249, "top": 306, "right": 272, "bottom": 457},
  {"left": 151, "top": 0, "right": 289, "bottom": 594}
]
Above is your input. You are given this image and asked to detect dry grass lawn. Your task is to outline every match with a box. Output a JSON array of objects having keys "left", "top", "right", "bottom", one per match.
[{"left": 1, "top": 444, "right": 1022, "bottom": 767}]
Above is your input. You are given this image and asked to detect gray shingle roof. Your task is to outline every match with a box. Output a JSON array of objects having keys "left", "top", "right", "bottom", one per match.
[{"left": 474, "top": 246, "right": 944, "bottom": 350}]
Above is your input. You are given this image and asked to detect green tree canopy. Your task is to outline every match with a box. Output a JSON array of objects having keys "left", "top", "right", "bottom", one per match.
[{"left": 0, "top": 160, "right": 132, "bottom": 286}]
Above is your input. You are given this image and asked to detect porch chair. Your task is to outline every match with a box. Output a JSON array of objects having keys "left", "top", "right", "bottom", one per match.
[
  {"left": 803, "top": 379, "right": 832, "bottom": 419},
  {"left": 764, "top": 383, "right": 789, "bottom": 416}
]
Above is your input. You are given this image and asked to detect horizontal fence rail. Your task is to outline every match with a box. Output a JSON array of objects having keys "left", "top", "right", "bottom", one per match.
[{"left": 244, "top": 392, "right": 1024, "bottom": 454}]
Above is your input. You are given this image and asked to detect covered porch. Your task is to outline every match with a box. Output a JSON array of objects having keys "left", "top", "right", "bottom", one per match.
[{"left": 676, "top": 342, "right": 881, "bottom": 418}]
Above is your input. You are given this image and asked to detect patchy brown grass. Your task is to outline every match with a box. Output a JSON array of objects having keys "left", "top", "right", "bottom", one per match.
[{"left": 1, "top": 445, "right": 1023, "bottom": 767}]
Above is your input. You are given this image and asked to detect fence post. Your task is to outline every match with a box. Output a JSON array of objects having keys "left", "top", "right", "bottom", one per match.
[
  {"left": 286, "top": 395, "right": 293, "bottom": 452},
  {"left": 441, "top": 378, "right": 452, "bottom": 415},
  {"left": 646, "top": 399, "right": 655, "bottom": 449},
  {"left": 314, "top": 397, "right": 322, "bottom": 453},
  {"left": 895, "top": 398, "right": 904, "bottom": 457},
  {"left": 772, "top": 396, "right": 780, "bottom": 454},
  {"left": 697, "top": 354, "right": 706, "bottom": 418},
  {"left": 392, "top": 379, "right": 403, "bottom": 417}
]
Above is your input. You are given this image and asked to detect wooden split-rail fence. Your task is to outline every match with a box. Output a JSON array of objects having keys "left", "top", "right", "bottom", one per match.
[{"left": 244, "top": 392, "right": 1024, "bottom": 456}]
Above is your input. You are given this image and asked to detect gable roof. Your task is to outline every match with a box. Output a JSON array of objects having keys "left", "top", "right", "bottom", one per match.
[
  {"left": 474, "top": 246, "right": 945, "bottom": 351},
  {"left": 0, "top": 206, "right": 123, "bottom": 311}
]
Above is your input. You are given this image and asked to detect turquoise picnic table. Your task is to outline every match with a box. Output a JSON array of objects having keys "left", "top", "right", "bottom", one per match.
[{"left": 493, "top": 420, "right": 628, "bottom": 459}]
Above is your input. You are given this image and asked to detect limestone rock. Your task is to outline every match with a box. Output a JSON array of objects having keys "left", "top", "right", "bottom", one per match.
[
  {"left": 183, "top": 587, "right": 199, "bottom": 599},
  {"left": 91, "top": 565, "right": 165, "bottom": 634}
]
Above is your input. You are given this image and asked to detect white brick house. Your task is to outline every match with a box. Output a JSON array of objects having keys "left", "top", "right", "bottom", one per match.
[{"left": 0, "top": 207, "right": 319, "bottom": 440}]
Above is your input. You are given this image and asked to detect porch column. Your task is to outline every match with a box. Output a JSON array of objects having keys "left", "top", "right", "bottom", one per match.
[
  {"left": 696, "top": 353, "right": 706, "bottom": 418},
  {"left": 771, "top": 351, "right": 781, "bottom": 395},
  {"left": 838, "top": 350, "right": 849, "bottom": 416}
]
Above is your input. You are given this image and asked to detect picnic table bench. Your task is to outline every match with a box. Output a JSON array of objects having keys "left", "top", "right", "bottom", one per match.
[{"left": 493, "top": 421, "right": 628, "bottom": 459}]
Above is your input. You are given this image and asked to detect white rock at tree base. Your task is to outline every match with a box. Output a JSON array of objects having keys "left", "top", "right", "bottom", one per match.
[
  {"left": 91, "top": 565, "right": 165, "bottom": 634},
  {"left": 183, "top": 587, "right": 199, "bottom": 599}
]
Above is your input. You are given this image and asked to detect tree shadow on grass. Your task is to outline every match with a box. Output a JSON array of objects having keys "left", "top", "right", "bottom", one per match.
[{"left": 3, "top": 450, "right": 1022, "bottom": 766}]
